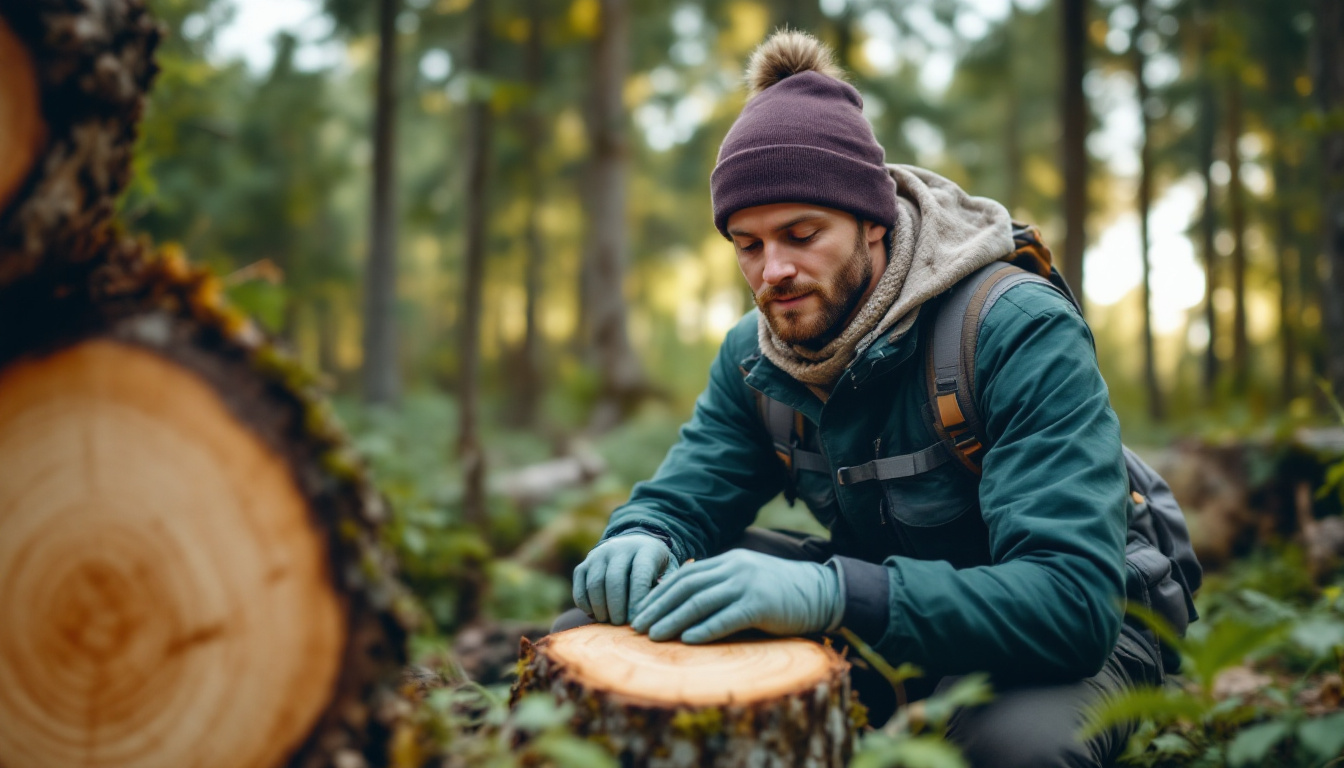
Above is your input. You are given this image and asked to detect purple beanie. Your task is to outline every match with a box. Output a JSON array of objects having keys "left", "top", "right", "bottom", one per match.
[{"left": 711, "top": 69, "right": 897, "bottom": 238}]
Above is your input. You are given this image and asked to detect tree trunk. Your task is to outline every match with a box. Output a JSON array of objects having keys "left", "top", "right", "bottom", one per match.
[
  {"left": 362, "top": 0, "right": 400, "bottom": 406},
  {"left": 0, "top": 7, "right": 410, "bottom": 763},
  {"left": 0, "top": 0, "right": 158, "bottom": 286},
  {"left": 774, "top": 0, "right": 823, "bottom": 33},
  {"left": 459, "top": 0, "right": 492, "bottom": 528},
  {"left": 582, "top": 0, "right": 644, "bottom": 432},
  {"left": 1318, "top": 0, "right": 1344, "bottom": 397},
  {"left": 513, "top": 624, "right": 857, "bottom": 767},
  {"left": 1196, "top": 4, "right": 1220, "bottom": 401},
  {"left": 1269, "top": 93, "right": 1299, "bottom": 404},
  {"left": 513, "top": 0, "right": 546, "bottom": 429},
  {"left": 1060, "top": 0, "right": 1088, "bottom": 309},
  {"left": 0, "top": 244, "right": 411, "bottom": 768},
  {"left": 1226, "top": 71, "right": 1250, "bottom": 394},
  {"left": 1133, "top": 0, "right": 1163, "bottom": 422},
  {"left": 1004, "top": 1, "right": 1023, "bottom": 215}
]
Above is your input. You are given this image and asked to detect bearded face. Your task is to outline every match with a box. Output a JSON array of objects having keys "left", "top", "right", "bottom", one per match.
[{"left": 752, "top": 221, "right": 872, "bottom": 349}]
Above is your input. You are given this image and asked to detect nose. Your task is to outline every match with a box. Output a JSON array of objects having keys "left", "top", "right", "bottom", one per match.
[{"left": 760, "top": 243, "right": 797, "bottom": 287}]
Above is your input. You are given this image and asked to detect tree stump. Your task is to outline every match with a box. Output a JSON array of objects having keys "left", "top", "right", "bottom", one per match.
[
  {"left": 0, "top": 2, "right": 413, "bottom": 764},
  {"left": 513, "top": 624, "right": 858, "bottom": 767}
]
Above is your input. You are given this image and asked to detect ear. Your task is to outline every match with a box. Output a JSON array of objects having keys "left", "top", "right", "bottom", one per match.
[{"left": 863, "top": 222, "right": 887, "bottom": 247}]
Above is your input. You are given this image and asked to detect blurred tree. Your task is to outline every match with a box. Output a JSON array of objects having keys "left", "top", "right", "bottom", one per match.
[
  {"left": 364, "top": 0, "right": 401, "bottom": 405},
  {"left": 1133, "top": 0, "right": 1164, "bottom": 420},
  {"left": 460, "top": 0, "right": 493, "bottom": 527},
  {"left": 1225, "top": 59, "right": 1250, "bottom": 394},
  {"left": 511, "top": 0, "right": 548, "bottom": 428},
  {"left": 1060, "top": 0, "right": 1089, "bottom": 306},
  {"left": 1320, "top": 0, "right": 1344, "bottom": 396},
  {"left": 323, "top": 0, "right": 404, "bottom": 404},
  {"left": 1194, "top": 0, "right": 1220, "bottom": 402},
  {"left": 582, "top": 0, "right": 646, "bottom": 431}
]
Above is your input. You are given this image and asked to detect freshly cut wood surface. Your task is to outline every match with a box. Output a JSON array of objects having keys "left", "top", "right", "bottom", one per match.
[
  {"left": 0, "top": 340, "right": 346, "bottom": 768},
  {"left": 515, "top": 624, "right": 857, "bottom": 766},
  {"left": 0, "top": 14, "right": 43, "bottom": 213},
  {"left": 544, "top": 623, "right": 842, "bottom": 707}
]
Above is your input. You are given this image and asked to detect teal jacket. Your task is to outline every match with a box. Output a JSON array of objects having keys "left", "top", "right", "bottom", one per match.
[{"left": 602, "top": 281, "right": 1129, "bottom": 682}]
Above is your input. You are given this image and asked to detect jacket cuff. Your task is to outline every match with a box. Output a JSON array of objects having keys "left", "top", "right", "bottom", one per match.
[
  {"left": 602, "top": 520, "right": 685, "bottom": 561},
  {"left": 828, "top": 555, "right": 890, "bottom": 643}
]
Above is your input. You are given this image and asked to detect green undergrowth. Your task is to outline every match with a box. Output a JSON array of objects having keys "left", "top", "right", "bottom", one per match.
[{"left": 1083, "top": 547, "right": 1344, "bottom": 768}]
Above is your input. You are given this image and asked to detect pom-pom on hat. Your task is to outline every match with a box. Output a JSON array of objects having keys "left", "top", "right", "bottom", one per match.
[{"left": 711, "top": 30, "right": 897, "bottom": 238}]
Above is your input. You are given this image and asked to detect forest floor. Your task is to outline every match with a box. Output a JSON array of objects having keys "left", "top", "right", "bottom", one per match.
[{"left": 338, "top": 395, "right": 1344, "bottom": 768}]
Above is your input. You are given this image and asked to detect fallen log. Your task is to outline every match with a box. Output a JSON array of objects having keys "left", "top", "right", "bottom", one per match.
[
  {"left": 0, "top": 240, "right": 413, "bottom": 768},
  {"left": 512, "top": 624, "right": 858, "bottom": 767},
  {"left": 0, "top": 1, "right": 413, "bottom": 761}
]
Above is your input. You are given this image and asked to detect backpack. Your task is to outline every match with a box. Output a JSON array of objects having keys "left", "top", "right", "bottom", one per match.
[{"left": 756, "top": 223, "right": 1202, "bottom": 673}]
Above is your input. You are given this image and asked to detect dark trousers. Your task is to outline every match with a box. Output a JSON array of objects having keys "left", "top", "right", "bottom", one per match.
[{"left": 551, "top": 528, "right": 1159, "bottom": 768}]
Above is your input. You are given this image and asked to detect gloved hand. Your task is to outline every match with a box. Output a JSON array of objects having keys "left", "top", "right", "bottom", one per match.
[
  {"left": 629, "top": 549, "right": 843, "bottom": 644},
  {"left": 572, "top": 532, "right": 678, "bottom": 625}
]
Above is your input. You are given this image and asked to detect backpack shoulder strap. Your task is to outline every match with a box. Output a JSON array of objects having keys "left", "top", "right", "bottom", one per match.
[
  {"left": 754, "top": 391, "right": 827, "bottom": 503},
  {"left": 927, "top": 260, "right": 1068, "bottom": 474}
]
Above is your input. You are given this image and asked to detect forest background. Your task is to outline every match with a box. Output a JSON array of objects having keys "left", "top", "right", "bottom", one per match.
[{"left": 122, "top": 0, "right": 1344, "bottom": 761}]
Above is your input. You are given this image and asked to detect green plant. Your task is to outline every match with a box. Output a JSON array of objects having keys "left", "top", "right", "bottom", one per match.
[
  {"left": 842, "top": 628, "right": 989, "bottom": 768},
  {"left": 1082, "top": 557, "right": 1344, "bottom": 767}
]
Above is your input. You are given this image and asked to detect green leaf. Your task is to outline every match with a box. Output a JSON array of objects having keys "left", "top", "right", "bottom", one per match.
[
  {"left": 1124, "top": 603, "right": 1188, "bottom": 656},
  {"left": 918, "top": 674, "right": 993, "bottom": 729},
  {"left": 509, "top": 694, "right": 575, "bottom": 733},
  {"left": 840, "top": 628, "right": 925, "bottom": 688},
  {"left": 852, "top": 734, "right": 969, "bottom": 768},
  {"left": 1297, "top": 712, "right": 1344, "bottom": 760},
  {"left": 1149, "top": 732, "right": 1196, "bottom": 757},
  {"left": 530, "top": 733, "right": 619, "bottom": 768},
  {"left": 1289, "top": 615, "right": 1344, "bottom": 658},
  {"left": 1079, "top": 686, "right": 1208, "bottom": 740},
  {"left": 1188, "top": 619, "right": 1288, "bottom": 689},
  {"left": 1225, "top": 720, "right": 1290, "bottom": 767}
]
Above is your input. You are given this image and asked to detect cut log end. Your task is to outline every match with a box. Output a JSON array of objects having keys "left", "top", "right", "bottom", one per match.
[
  {"left": 0, "top": 340, "right": 347, "bottom": 767},
  {"left": 515, "top": 624, "right": 858, "bottom": 767},
  {"left": 0, "top": 13, "right": 45, "bottom": 214},
  {"left": 543, "top": 623, "right": 846, "bottom": 707}
]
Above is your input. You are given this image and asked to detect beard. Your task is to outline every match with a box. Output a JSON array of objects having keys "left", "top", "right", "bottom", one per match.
[{"left": 755, "top": 224, "right": 872, "bottom": 350}]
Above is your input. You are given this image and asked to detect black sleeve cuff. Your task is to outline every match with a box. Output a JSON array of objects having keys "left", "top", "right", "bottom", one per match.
[{"left": 829, "top": 555, "right": 890, "bottom": 643}]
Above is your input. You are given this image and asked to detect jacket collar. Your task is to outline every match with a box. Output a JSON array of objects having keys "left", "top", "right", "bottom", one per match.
[{"left": 739, "top": 311, "right": 924, "bottom": 417}]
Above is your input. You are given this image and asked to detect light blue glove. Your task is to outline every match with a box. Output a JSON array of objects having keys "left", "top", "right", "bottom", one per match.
[
  {"left": 629, "top": 550, "right": 844, "bottom": 644},
  {"left": 572, "top": 532, "right": 678, "bottom": 625}
]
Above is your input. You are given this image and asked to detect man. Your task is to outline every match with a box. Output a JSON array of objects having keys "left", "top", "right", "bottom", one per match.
[{"left": 553, "top": 31, "right": 1161, "bottom": 767}]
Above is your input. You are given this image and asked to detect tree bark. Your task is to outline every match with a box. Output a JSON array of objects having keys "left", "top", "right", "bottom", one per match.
[
  {"left": 1004, "top": 1, "right": 1023, "bottom": 215},
  {"left": 513, "top": 0, "right": 546, "bottom": 429},
  {"left": 459, "top": 0, "right": 492, "bottom": 528},
  {"left": 513, "top": 624, "right": 858, "bottom": 767},
  {"left": 0, "top": 0, "right": 159, "bottom": 286},
  {"left": 0, "top": 241, "right": 410, "bottom": 768},
  {"left": 1318, "top": 0, "right": 1344, "bottom": 397},
  {"left": 582, "top": 0, "right": 644, "bottom": 431},
  {"left": 361, "top": 0, "right": 401, "bottom": 406},
  {"left": 1060, "top": 0, "right": 1088, "bottom": 309},
  {"left": 0, "top": 6, "right": 411, "bottom": 762},
  {"left": 1226, "top": 71, "right": 1250, "bottom": 394},
  {"left": 1133, "top": 0, "right": 1163, "bottom": 422},
  {"left": 1268, "top": 78, "right": 1299, "bottom": 404},
  {"left": 1195, "top": 3, "right": 1220, "bottom": 401}
]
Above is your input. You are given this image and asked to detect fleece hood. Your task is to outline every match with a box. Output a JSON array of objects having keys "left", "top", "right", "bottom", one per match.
[{"left": 758, "top": 164, "right": 1016, "bottom": 395}]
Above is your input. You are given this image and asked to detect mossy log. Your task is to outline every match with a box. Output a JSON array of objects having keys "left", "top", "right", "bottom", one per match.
[
  {"left": 0, "top": 0, "right": 159, "bottom": 285},
  {"left": 512, "top": 624, "right": 858, "bottom": 767},
  {"left": 0, "top": 244, "right": 413, "bottom": 766}
]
